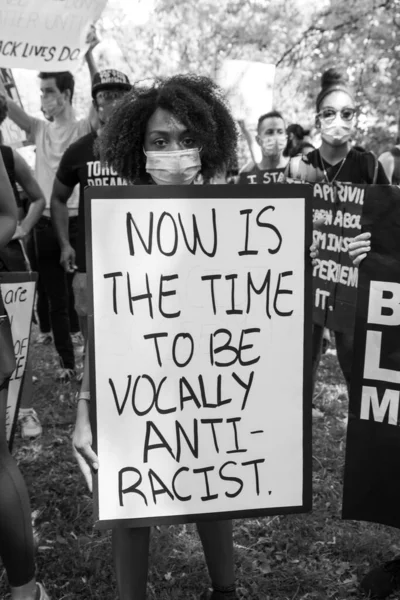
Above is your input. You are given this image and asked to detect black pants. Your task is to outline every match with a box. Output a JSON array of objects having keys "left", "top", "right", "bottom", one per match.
[
  {"left": 312, "top": 323, "right": 354, "bottom": 393},
  {"left": 34, "top": 216, "right": 79, "bottom": 370},
  {"left": 26, "top": 233, "right": 79, "bottom": 335}
]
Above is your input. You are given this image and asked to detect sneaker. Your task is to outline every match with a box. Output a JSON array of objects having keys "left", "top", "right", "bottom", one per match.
[
  {"left": 36, "top": 332, "right": 53, "bottom": 345},
  {"left": 56, "top": 368, "right": 75, "bottom": 383},
  {"left": 18, "top": 408, "right": 43, "bottom": 440},
  {"left": 360, "top": 556, "right": 400, "bottom": 598},
  {"left": 71, "top": 332, "right": 84, "bottom": 346},
  {"left": 36, "top": 582, "right": 50, "bottom": 600}
]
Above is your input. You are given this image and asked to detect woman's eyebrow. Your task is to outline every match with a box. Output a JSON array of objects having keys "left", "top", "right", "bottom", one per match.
[{"left": 148, "top": 129, "right": 171, "bottom": 135}]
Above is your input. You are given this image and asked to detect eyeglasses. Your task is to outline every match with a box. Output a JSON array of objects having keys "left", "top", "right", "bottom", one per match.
[{"left": 318, "top": 107, "right": 356, "bottom": 123}]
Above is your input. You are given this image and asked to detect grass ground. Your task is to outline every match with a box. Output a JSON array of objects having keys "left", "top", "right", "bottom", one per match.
[{"left": 1, "top": 331, "right": 400, "bottom": 600}]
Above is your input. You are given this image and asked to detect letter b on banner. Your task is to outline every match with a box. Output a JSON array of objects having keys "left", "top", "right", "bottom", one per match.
[{"left": 368, "top": 281, "right": 400, "bottom": 326}]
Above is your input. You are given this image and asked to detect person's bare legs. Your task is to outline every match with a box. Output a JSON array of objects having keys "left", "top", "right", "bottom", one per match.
[
  {"left": 10, "top": 580, "right": 37, "bottom": 600},
  {"left": 112, "top": 526, "right": 150, "bottom": 600},
  {"left": 197, "top": 520, "right": 235, "bottom": 590},
  {"left": 0, "top": 383, "right": 37, "bottom": 600}
]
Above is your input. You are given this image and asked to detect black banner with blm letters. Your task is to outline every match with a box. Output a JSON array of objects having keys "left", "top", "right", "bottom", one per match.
[{"left": 342, "top": 185, "right": 400, "bottom": 528}]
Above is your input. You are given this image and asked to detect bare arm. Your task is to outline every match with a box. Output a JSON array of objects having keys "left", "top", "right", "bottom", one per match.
[
  {"left": 238, "top": 119, "right": 260, "bottom": 167},
  {"left": 85, "top": 48, "right": 99, "bottom": 82},
  {"left": 50, "top": 177, "right": 77, "bottom": 272},
  {"left": 378, "top": 152, "right": 394, "bottom": 183},
  {"left": 0, "top": 80, "right": 33, "bottom": 135},
  {"left": 0, "top": 153, "right": 17, "bottom": 249},
  {"left": 12, "top": 151, "right": 45, "bottom": 238}
]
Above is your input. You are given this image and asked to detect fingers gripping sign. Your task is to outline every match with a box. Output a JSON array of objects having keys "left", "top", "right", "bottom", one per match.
[
  {"left": 310, "top": 214, "right": 326, "bottom": 266},
  {"left": 348, "top": 232, "right": 371, "bottom": 267}
]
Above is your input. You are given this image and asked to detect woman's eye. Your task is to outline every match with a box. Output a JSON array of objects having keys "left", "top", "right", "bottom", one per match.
[
  {"left": 154, "top": 139, "right": 167, "bottom": 148},
  {"left": 182, "top": 138, "right": 195, "bottom": 147}
]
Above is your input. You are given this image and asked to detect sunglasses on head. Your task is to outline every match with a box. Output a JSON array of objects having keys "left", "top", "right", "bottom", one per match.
[{"left": 317, "top": 107, "right": 356, "bottom": 123}]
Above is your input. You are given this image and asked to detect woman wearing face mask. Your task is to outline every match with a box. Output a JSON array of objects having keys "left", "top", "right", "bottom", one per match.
[
  {"left": 73, "top": 75, "right": 239, "bottom": 600},
  {"left": 286, "top": 68, "right": 388, "bottom": 394},
  {"left": 239, "top": 111, "right": 288, "bottom": 183}
]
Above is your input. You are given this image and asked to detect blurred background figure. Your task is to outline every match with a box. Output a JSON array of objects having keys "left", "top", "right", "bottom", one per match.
[{"left": 284, "top": 123, "right": 314, "bottom": 157}]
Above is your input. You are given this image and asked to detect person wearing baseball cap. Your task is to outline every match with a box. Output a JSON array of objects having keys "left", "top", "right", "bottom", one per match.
[{"left": 50, "top": 69, "right": 132, "bottom": 343}]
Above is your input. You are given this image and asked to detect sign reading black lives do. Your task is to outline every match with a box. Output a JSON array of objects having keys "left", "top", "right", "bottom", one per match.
[{"left": 86, "top": 185, "right": 313, "bottom": 528}]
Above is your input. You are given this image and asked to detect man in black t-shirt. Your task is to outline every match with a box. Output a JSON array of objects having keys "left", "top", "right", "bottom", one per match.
[{"left": 51, "top": 70, "right": 131, "bottom": 339}]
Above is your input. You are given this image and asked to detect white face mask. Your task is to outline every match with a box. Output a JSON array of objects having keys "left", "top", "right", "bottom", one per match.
[
  {"left": 41, "top": 94, "right": 67, "bottom": 119},
  {"left": 320, "top": 121, "right": 352, "bottom": 147},
  {"left": 144, "top": 148, "right": 201, "bottom": 185},
  {"left": 260, "top": 135, "right": 286, "bottom": 157}
]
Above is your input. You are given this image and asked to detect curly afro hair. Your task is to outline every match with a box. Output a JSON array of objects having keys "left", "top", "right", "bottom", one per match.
[
  {"left": 0, "top": 94, "right": 8, "bottom": 126},
  {"left": 98, "top": 74, "right": 238, "bottom": 182}
]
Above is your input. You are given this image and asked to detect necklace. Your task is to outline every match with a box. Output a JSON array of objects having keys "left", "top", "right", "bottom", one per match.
[{"left": 319, "top": 150, "right": 347, "bottom": 183}]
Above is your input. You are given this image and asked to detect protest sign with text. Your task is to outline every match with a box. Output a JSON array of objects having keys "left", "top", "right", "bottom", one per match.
[
  {"left": 0, "top": 0, "right": 107, "bottom": 71},
  {"left": 87, "top": 185, "right": 313, "bottom": 528},
  {"left": 0, "top": 271, "right": 37, "bottom": 448},
  {"left": 311, "top": 182, "right": 364, "bottom": 332},
  {"left": 342, "top": 185, "right": 400, "bottom": 528}
]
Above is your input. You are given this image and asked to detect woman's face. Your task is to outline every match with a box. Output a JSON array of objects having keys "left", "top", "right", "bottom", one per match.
[
  {"left": 144, "top": 108, "right": 198, "bottom": 152},
  {"left": 317, "top": 90, "right": 356, "bottom": 147}
]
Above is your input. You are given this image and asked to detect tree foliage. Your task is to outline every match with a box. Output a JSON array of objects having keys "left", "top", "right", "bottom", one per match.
[{"left": 90, "top": 0, "right": 400, "bottom": 154}]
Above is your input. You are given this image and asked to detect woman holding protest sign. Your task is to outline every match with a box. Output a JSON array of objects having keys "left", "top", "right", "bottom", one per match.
[
  {"left": 73, "top": 73, "right": 319, "bottom": 600},
  {"left": 0, "top": 154, "right": 49, "bottom": 600},
  {"left": 73, "top": 74, "right": 240, "bottom": 600},
  {"left": 286, "top": 68, "right": 389, "bottom": 394}
]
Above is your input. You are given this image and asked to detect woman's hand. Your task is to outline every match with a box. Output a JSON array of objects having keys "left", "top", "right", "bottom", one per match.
[
  {"left": 11, "top": 224, "right": 27, "bottom": 240},
  {"left": 348, "top": 232, "right": 371, "bottom": 266},
  {"left": 72, "top": 400, "right": 99, "bottom": 493},
  {"left": 310, "top": 242, "right": 319, "bottom": 266},
  {"left": 309, "top": 215, "right": 326, "bottom": 265}
]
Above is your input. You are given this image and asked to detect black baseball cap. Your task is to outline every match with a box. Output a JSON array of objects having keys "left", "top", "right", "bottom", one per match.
[{"left": 92, "top": 69, "right": 131, "bottom": 98}]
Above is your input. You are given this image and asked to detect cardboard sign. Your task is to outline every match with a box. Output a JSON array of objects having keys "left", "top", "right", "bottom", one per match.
[
  {"left": 0, "top": 272, "right": 37, "bottom": 447},
  {"left": 312, "top": 182, "right": 364, "bottom": 332},
  {"left": 86, "top": 184, "right": 313, "bottom": 528},
  {"left": 0, "top": 0, "right": 107, "bottom": 71},
  {"left": 342, "top": 185, "right": 400, "bottom": 528},
  {"left": 217, "top": 60, "right": 275, "bottom": 127},
  {"left": 0, "top": 68, "right": 25, "bottom": 147}
]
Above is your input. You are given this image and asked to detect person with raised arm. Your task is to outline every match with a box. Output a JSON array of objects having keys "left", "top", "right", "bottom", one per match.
[{"left": 0, "top": 39, "right": 99, "bottom": 383}]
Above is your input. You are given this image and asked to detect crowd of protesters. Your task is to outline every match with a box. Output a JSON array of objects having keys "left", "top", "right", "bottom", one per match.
[{"left": 0, "top": 42, "right": 399, "bottom": 600}]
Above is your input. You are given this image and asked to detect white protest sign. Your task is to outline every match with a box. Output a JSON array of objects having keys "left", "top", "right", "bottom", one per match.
[
  {"left": 0, "top": 273, "right": 36, "bottom": 445},
  {"left": 87, "top": 185, "right": 312, "bottom": 527},
  {"left": 0, "top": 0, "right": 107, "bottom": 71},
  {"left": 217, "top": 60, "right": 275, "bottom": 126}
]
